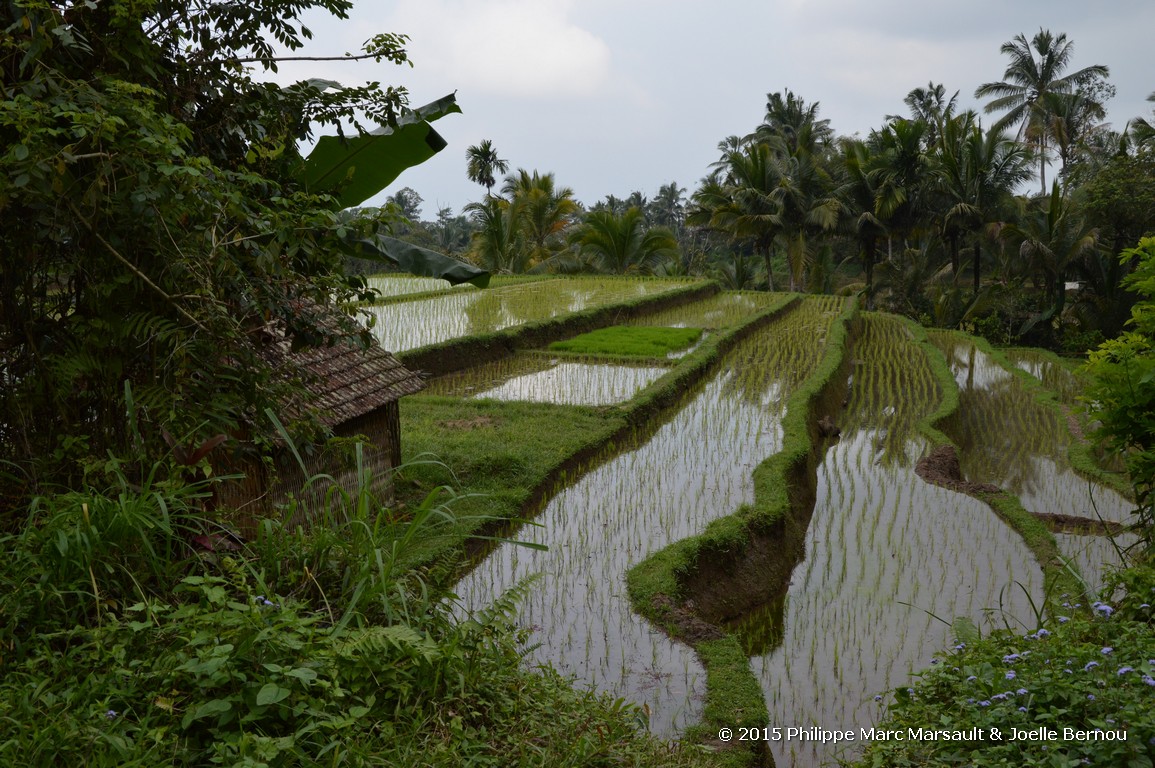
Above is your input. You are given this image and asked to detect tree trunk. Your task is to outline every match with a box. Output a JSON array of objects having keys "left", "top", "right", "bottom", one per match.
[{"left": 973, "top": 237, "right": 982, "bottom": 297}]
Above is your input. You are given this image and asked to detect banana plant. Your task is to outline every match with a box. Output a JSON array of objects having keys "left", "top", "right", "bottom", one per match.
[{"left": 298, "top": 91, "right": 490, "bottom": 287}]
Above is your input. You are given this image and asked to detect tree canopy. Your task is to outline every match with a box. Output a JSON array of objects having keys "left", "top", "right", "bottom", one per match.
[{"left": 0, "top": 0, "right": 473, "bottom": 494}]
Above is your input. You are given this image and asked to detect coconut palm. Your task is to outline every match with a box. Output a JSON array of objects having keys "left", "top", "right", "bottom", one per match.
[
  {"left": 501, "top": 169, "right": 580, "bottom": 268},
  {"left": 464, "top": 195, "right": 524, "bottom": 273},
  {"left": 465, "top": 139, "right": 510, "bottom": 195},
  {"left": 753, "top": 89, "right": 833, "bottom": 155},
  {"left": 650, "top": 182, "right": 687, "bottom": 233},
  {"left": 937, "top": 117, "right": 1033, "bottom": 296},
  {"left": 1129, "top": 92, "right": 1155, "bottom": 150},
  {"left": 975, "top": 29, "right": 1109, "bottom": 194},
  {"left": 1003, "top": 182, "right": 1099, "bottom": 332},
  {"left": 838, "top": 138, "right": 888, "bottom": 306},
  {"left": 689, "top": 143, "right": 784, "bottom": 290},
  {"left": 889, "top": 82, "right": 959, "bottom": 149},
  {"left": 769, "top": 138, "right": 842, "bottom": 291},
  {"left": 569, "top": 207, "right": 678, "bottom": 274}
]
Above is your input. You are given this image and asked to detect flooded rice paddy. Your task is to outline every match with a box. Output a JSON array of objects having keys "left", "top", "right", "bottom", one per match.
[
  {"left": 930, "top": 333, "right": 1135, "bottom": 591},
  {"left": 425, "top": 355, "right": 670, "bottom": 406},
  {"left": 452, "top": 296, "right": 845, "bottom": 736},
  {"left": 747, "top": 315, "right": 1044, "bottom": 768},
  {"left": 361, "top": 277, "right": 697, "bottom": 352}
]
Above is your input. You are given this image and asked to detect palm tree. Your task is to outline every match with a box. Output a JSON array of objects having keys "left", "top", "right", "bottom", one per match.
[
  {"left": 650, "top": 182, "right": 687, "bottom": 233},
  {"left": 769, "top": 138, "right": 842, "bottom": 291},
  {"left": 1004, "top": 182, "right": 1099, "bottom": 332},
  {"left": 465, "top": 139, "right": 510, "bottom": 195},
  {"left": 464, "top": 196, "right": 523, "bottom": 273},
  {"left": 889, "top": 82, "right": 959, "bottom": 149},
  {"left": 569, "top": 207, "right": 678, "bottom": 274},
  {"left": 1129, "top": 92, "right": 1155, "bottom": 150},
  {"left": 838, "top": 139, "right": 888, "bottom": 307},
  {"left": 501, "top": 169, "right": 579, "bottom": 268},
  {"left": 937, "top": 117, "right": 1033, "bottom": 296},
  {"left": 974, "top": 29, "right": 1109, "bottom": 194},
  {"left": 754, "top": 89, "right": 833, "bottom": 154},
  {"left": 689, "top": 143, "right": 784, "bottom": 291}
]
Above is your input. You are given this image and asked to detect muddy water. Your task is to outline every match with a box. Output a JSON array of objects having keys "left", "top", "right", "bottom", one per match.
[
  {"left": 452, "top": 297, "right": 845, "bottom": 736},
  {"left": 931, "top": 335, "right": 1135, "bottom": 591},
  {"left": 747, "top": 315, "right": 1044, "bottom": 768}
]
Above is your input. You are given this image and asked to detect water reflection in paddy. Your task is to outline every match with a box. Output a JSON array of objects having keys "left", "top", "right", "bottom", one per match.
[
  {"left": 747, "top": 316, "right": 1043, "bottom": 768},
  {"left": 931, "top": 334, "right": 1135, "bottom": 592}
]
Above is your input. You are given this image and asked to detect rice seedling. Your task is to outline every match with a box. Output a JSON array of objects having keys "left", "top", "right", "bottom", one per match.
[
  {"left": 451, "top": 296, "right": 845, "bottom": 737},
  {"left": 549, "top": 326, "right": 702, "bottom": 358},
  {"left": 746, "top": 314, "right": 1045, "bottom": 768},
  {"left": 624, "top": 291, "right": 787, "bottom": 330},
  {"left": 1002, "top": 347, "right": 1084, "bottom": 407}
]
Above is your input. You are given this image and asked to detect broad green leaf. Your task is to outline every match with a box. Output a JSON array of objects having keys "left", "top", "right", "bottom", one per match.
[
  {"left": 182, "top": 698, "right": 232, "bottom": 728},
  {"left": 256, "top": 683, "right": 292, "bottom": 706},
  {"left": 299, "top": 93, "right": 461, "bottom": 208},
  {"left": 346, "top": 231, "right": 490, "bottom": 288}
]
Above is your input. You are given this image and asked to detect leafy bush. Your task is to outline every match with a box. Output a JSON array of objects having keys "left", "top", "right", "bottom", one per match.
[{"left": 859, "top": 568, "right": 1155, "bottom": 767}]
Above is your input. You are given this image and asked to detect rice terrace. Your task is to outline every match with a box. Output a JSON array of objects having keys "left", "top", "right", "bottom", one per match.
[
  {"left": 6, "top": 4, "right": 1155, "bottom": 765},
  {"left": 370, "top": 274, "right": 1139, "bottom": 767}
]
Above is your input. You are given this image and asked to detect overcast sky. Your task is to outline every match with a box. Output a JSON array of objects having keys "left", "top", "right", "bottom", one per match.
[{"left": 272, "top": 0, "right": 1155, "bottom": 218}]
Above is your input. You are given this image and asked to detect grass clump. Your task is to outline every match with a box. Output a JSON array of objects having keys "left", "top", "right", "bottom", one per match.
[
  {"left": 0, "top": 451, "right": 712, "bottom": 767},
  {"left": 549, "top": 325, "right": 703, "bottom": 358}
]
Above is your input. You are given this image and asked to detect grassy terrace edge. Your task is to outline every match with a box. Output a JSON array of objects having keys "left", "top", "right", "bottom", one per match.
[{"left": 625, "top": 297, "right": 858, "bottom": 768}]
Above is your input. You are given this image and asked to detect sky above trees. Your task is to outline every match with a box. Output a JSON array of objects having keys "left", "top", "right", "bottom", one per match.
[{"left": 273, "top": 0, "right": 1155, "bottom": 215}]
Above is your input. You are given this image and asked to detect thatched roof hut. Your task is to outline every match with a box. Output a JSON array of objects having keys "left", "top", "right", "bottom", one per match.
[{"left": 217, "top": 309, "right": 424, "bottom": 527}]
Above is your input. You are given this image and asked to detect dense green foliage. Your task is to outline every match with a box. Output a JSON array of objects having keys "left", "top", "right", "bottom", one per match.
[
  {"left": 858, "top": 572, "right": 1155, "bottom": 767},
  {"left": 1084, "top": 237, "right": 1155, "bottom": 553},
  {"left": 0, "top": 0, "right": 471, "bottom": 499},
  {"left": 0, "top": 467, "right": 705, "bottom": 767}
]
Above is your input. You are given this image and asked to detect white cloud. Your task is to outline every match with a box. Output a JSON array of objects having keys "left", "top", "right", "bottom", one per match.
[{"left": 390, "top": 0, "right": 612, "bottom": 98}]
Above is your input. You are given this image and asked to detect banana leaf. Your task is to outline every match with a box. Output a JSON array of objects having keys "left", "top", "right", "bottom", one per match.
[
  {"left": 299, "top": 93, "right": 462, "bottom": 209},
  {"left": 344, "top": 229, "right": 490, "bottom": 288}
]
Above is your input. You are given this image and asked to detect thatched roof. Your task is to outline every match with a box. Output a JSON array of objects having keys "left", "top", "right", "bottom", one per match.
[{"left": 256, "top": 305, "right": 424, "bottom": 429}]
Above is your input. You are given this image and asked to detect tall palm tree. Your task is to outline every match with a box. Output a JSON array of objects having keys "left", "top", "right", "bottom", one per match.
[
  {"left": 1129, "top": 92, "right": 1155, "bottom": 150},
  {"left": 569, "top": 207, "right": 678, "bottom": 274},
  {"left": 754, "top": 89, "right": 833, "bottom": 155},
  {"left": 689, "top": 144, "right": 783, "bottom": 291},
  {"left": 838, "top": 139, "right": 888, "bottom": 307},
  {"left": 501, "top": 169, "right": 579, "bottom": 268},
  {"left": 1004, "top": 182, "right": 1099, "bottom": 331},
  {"left": 937, "top": 117, "right": 1033, "bottom": 296},
  {"left": 465, "top": 139, "right": 510, "bottom": 195},
  {"left": 889, "top": 82, "right": 959, "bottom": 149},
  {"left": 769, "top": 138, "right": 842, "bottom": 291},
  {"left": 464, "top": 196, "right": 523, "bottom": 273},
  {"left": 650, "top": 182, "right": 687, "bottom": 233},
  {"left": 975, "top": 29, "right": 1109, "bottom": 194},
  {"left": 1042, "top": 88, "right": 1111, "bottom": 187}
]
